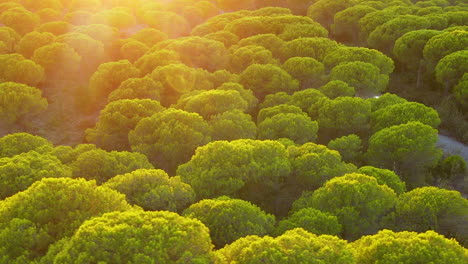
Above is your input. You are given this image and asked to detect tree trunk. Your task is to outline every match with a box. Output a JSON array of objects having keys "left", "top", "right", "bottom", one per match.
[
  {"left": 444, "top": 81, "right": 450, "bottom": 96},
  {"left": 416, "top": 60, "right": 423, "bottom": 90}
]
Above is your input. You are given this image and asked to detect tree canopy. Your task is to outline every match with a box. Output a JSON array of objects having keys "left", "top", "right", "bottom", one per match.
[
  {"left": 183, "top": 196, "right": 275, "bottom": 247},
  {"left": 352, "top": 230, "right": 468, "bottom": 264},
  {"left": 129, "top": 109, "right": 212, "bottom": 174},
  {"left": 218, "top": 228, "right": 356, "bottom": 264},
  {"left": 0, "top": 82, "right": 47, "bottom": 128},
  {"left": 0, "top": 178, "right": 132, "bottom": 262},
  {"left": 177, "top": 139, "right": 291, "bottom": 209},
  {"left": 86, "top": 99, "right": 165, "bottom": 151},
  {"left": 293, "top": 173, "right": 397, "bottom": 240},
  {"left": 103, "top": 169, "right": 195, "bottom": 212},
  {"left": 0, "top": 133, "right": 52, "bottom": 158},
  {"left": 0, "top": 0, "right": 467, "bottom": 261},
  {"left": 52, "top": 211, "right": 215, "bottom": 263},
  {"left": 367, "top": 121, "right": 442, "bottom": 187}
]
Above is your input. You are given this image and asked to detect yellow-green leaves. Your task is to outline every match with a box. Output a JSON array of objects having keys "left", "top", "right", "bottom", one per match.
[
  {"left": 0, "top": 82, "right": 47, "bottom": 126},
  {"left": 104, "top": 169, "right": 195, "bottom": 212},
  {"left": 352, "top": 230, "right": 468, "bottom": 264},
  {"left": 0, "top": 53, "right": 45, "bottom": 86},
  {"left": 183, "top": 196, "right": 275, "bottom": 247},
  {"left": 53, "top": 211, "right": 214, "bottom": 263}
]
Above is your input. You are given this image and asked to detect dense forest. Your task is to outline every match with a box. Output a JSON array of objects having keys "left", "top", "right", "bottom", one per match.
[{"left": 0, "top": 0, "right": 467, "bottom": 263}]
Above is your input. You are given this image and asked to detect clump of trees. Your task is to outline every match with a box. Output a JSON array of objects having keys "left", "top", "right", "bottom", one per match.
[{"left": 0, "top": 0, "right": 467, "bottom": 261}]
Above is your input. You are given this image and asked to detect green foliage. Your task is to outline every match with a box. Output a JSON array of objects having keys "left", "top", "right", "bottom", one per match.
[
  {"left": 210, "top": 70, "right": 240, "bottom": 88},
  {"left": 90, "top": 8, "right": 136, "bottom": 29},
  {"left": 423, "top": 30, "right": 468, "bottom": 69},
  {"left": 275, "top": 208, "right": 342, "bottom": 236},
  {"left": 0, "top": 2, "right": 466, "bottom": 260},
  {"left": 155, "top": 36, "right": 229, "bottom": 71},
  {"left": 284, "top": 37, "right": 340, "bottom": 61},
  {"left": 0, "top": 151, "right": 72, "bottom": 199},
  {"left": 367, "top": 122, "right": 442, "bottom": 187},
  {"left": 237, "top": 33, "right": 286, "bottom": 59},
  {"left": 257, "top": 104, "right": 305, "bottom": 124},
  {"left": 0, "top": 178, "right": 132, "bottom": 262},
  {"left": 329, "top": 61, "right": 389, "bottom": 95},
  {"left": 32, "top": 42, "right": 81, "bottom": 77},
  {"left": 352, "top": 230, "right": 468, "bottom": 264},
  {"left": 0, "top": 42, "right": 8, "bottom": 54},
  {"left": 205, "top": 30, "right": 239, "bottom": 48},
  {"left": 0, "top": 82, "right": 47, "bottom": 126},
  {"left": 393, "top": 187, "right": 468, "bottom": 246},
  {"left": 358, "top": 8, "right": 404, "bottom": 43},
  {"left": 216, "top": 0, "right": 254, "bottom": 11},
  {"left": 258, "top": 113, "right": 319, "bottom": 144},
  {"left": 259, "top": 92, "right": 292, "bottom": 109},
  {"left": 371, "top": 102, "right": 441, "bottom": 132},
  {"left": 279, "top": 22, "right": 329, "bottom": 41},
  {"left": 177, "top": 140, "right": 291, "bottom": 204},
  {"left": 129, "top": 109, "right": 211, "bottom": 174},
  {"left": 368, "top": 15, "right": 431, "bottom": 55},
  {"left": 16, "top": 31, "right": 56, "bottom": 58},
  {"left": 433, "top": 155, "right": 467, "bottom": 181},
  {"left": 0, "top": 133, "right": 52, "bottom": 158},
  {"left": 288, "top": 143, "right": 356, "bottom": 190},
  {"left": 368, "top": 93, "right": 408, "bottom": 112},
  {"left": 89, "top": 60, "right": 140, "bottom": 100},
  {"left": 307, "top": 0, "right": 352, "bottom": 30},
  {"left": 318, "top": 97, "right": 371, "bottom": 139},
  {"left": 225, "top": 15, "right": 296, "bottom": 39},
  {"left": 218, "top": 228, "right": 356, "bottom": 264},
  {"left": 130, "top": 28, "right": 168, "bottom": 47},
  {"left": 56, "top": 32, "right": 106, "bottom": 71},
  {"left": 36, "top": 21, "right": 72, "bottom": 36},
  {"left": 175, "top": 89, "right": 248, "bottom": 119},
  {"left": 357, "top": 166, "right": 406, "bottom": 195},
  {"left": 103, "top": 169, "right": 195, "bottom": 212},
  {"left": 86, "top": 99, "right": 165, "bottom": 151},
  {"left": 0, "top": 53, "right": 45, "bottom": 86},
  {"left": 37, "top": 8, "right": 62, "bottom": 23},
  {"left": 0, "top": 7, "right": 40, "bottom": 35},
  {"left": 0, "top": 26, "right": 20, "bottom": 53},
  {"left": 435, "top": 50, "right": 468, "bottom": 91},
  {"left": 297, "top": 173, "right": 397, "bottom": 240},
  {"left": 332, "top": 5, "right": 377, "bottom": 44},
  {"left": 323, "top": 46, "right": 394, "bottom": 75},
  {"left": 282, "top": 57, "right": 325, "bottom": 88},
  {"left": 290, "top": 88, "right": 328, "bottom": 119},
  {"left": 183, "top": 196, "right": 275, "bottom": 247},
  {"left": 141, "top": 10, "right": 190, "bottom": 38},
  {"left": 135, "top": 49, "right": 181, "bottom": 76},
  {"left": 229, "top": 45, "right": 278, "bottom": 73},
  {"left": 285, "top": 0, "right": 316, "bottom": 15},
  {"left": 149, "top": 63, "right": 213, "bottom": 105},
  {"left": 71, "top": 149, "right": 154, "bottom": 184},
  {"left": 393, "top": 29, "right": 442, "bottom": 70},
  {"left": 327, "top": 134, "right": 363, "bottom": 164},
  {"left": 239, "top": 63, "right": 299, "bottom": 99},
  {"left": 16, "top": 0, "right": 63, "bottom": 12},
  {"left": 454, "top": 73, "right": 468, "bottom": 108},
  {"left": 50, "top": 144, "right": 97, "bottom": 165},
  {"left": 209, "top": 110, "right": 257, "bottom": 141},
  {"left": 107, "top": 77, "right": 162, "bottom": 102},
  {"left": 0, "top": 218, "right": 51, "bottom": 263},
  {"left": 215, "top": 82, "right": 258, "bottom": 113},
  {"left": 53, "top": 211, "right": 215, "bottom": 263},
  {"left": 318, "top": 80, "right": 356, "bottom": 99}
]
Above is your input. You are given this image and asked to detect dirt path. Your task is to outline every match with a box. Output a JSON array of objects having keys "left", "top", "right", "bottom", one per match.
[{"left": 437, "top": 134, "right": 468, "bottom": 162}]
